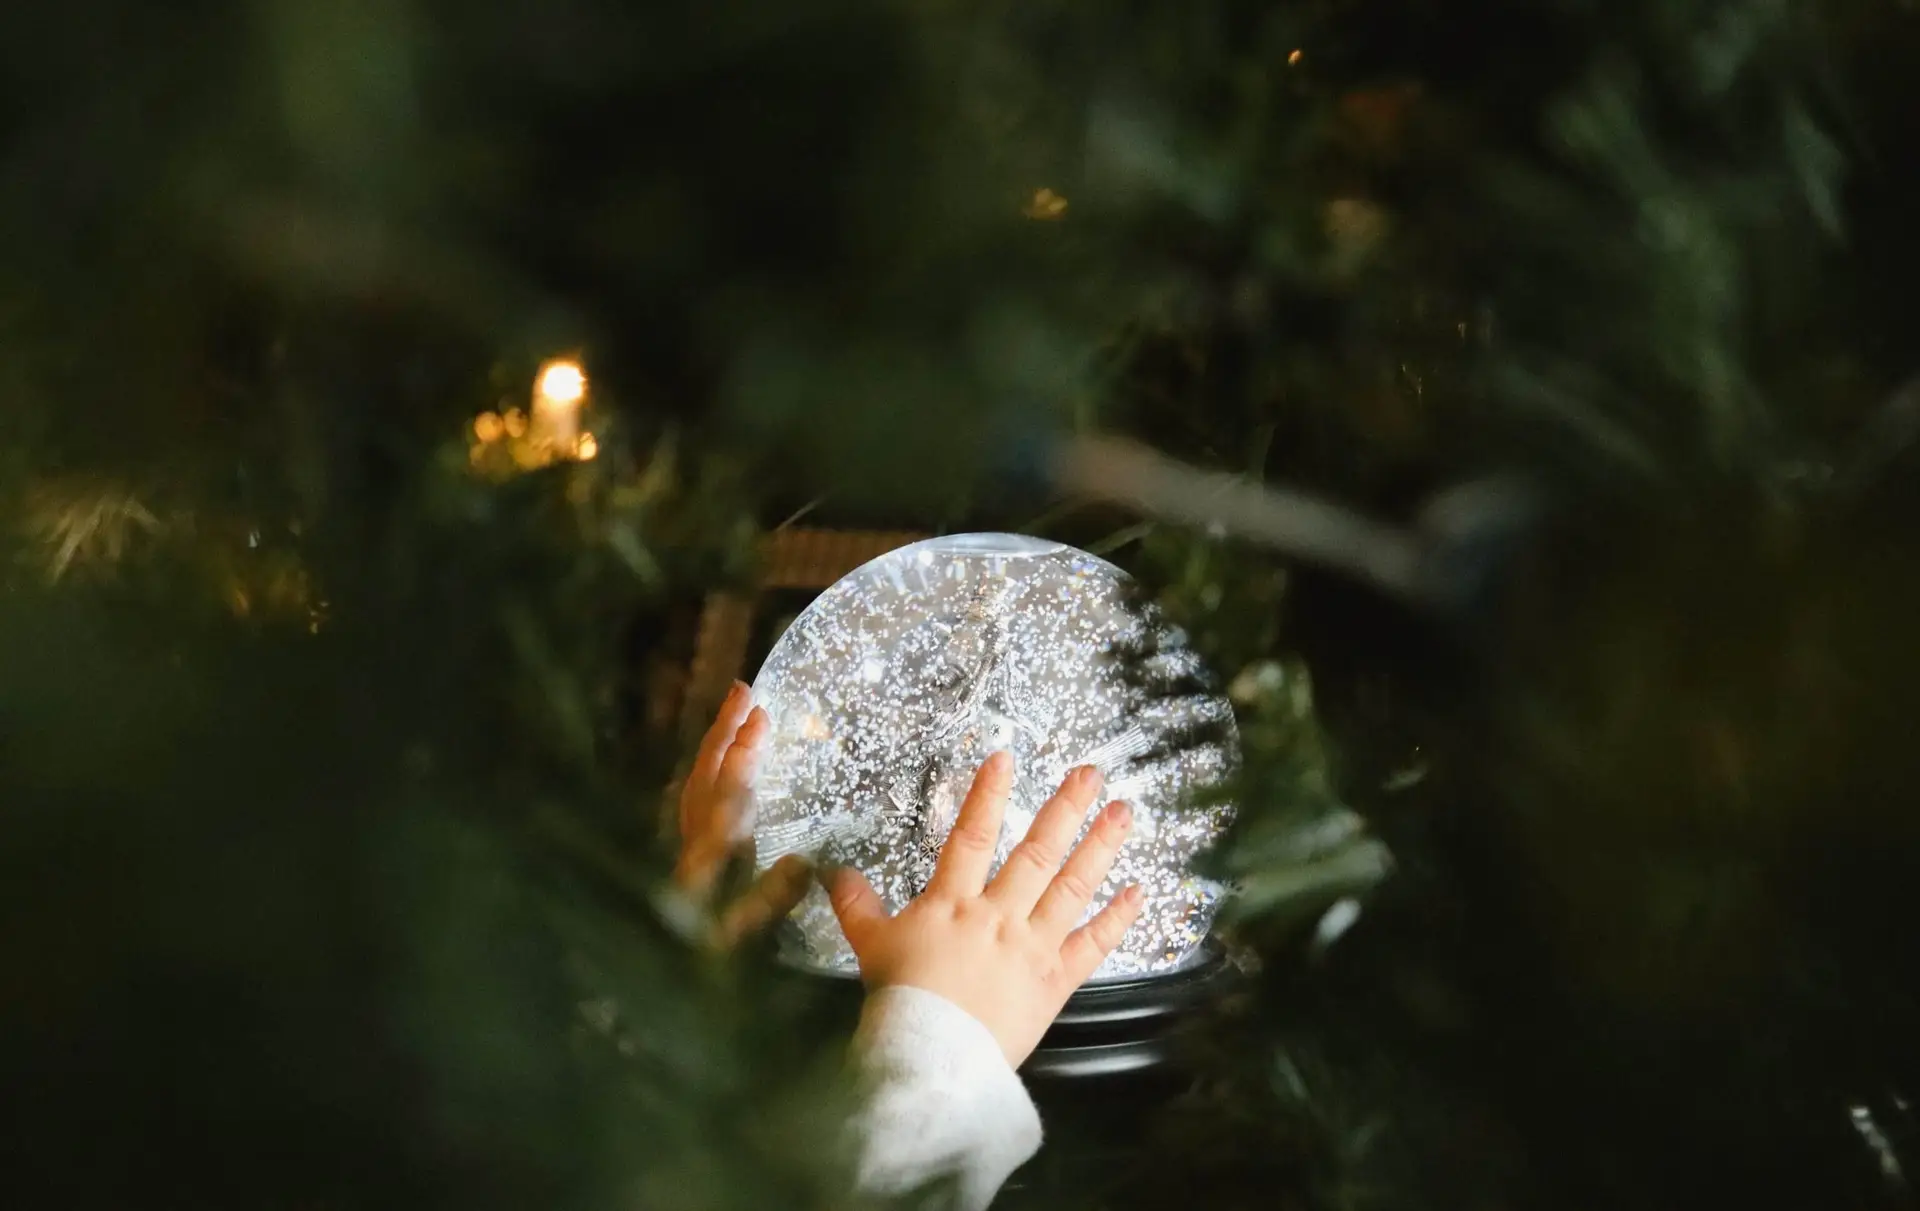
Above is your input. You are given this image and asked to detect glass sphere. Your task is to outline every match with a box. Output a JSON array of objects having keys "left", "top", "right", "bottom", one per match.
[{"left": 750, "top": 534, "right": 1238, "bottom": 983}]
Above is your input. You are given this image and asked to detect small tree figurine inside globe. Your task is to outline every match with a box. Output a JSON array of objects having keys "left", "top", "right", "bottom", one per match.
[{"left": 749, "top": 534, "right": 1239, "bottom": 1013}]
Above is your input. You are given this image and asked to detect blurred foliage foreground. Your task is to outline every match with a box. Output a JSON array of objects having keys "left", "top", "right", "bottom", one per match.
[{"left": 7, "top": 1, "right": 1920, "bottom": 1209}]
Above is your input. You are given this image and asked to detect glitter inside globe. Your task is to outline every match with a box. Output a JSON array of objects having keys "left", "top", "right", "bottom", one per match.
[{"left": 750, "top": 533, "right": 1238, "bottom": 983}]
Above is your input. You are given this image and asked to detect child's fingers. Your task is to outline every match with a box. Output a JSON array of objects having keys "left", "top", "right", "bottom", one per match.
[
  {"left": 672, "top": 832, "right": 731, "bottom": 898},
  {"left": 716, "top": 854, "right": 812, "bottom": 948},
  {"left": 825, "top": 866, "right": 889, "bottom": 953},
  {"left": 1057, "top": 884, "right": 1145, "bottom": 988},
  {"left": 711, "top": 706, "right": 770, "bottom": 844},
  {"left": 682, "top": 682, "right": 752, "bottom": 837},
  {"left": 926, "top": 751, "right": 1013, "bottom": 898},
  {"left": 674, "top": 707, "right": 770, "bottom": 898},
  {"left": 1028, "top": 799, "right": 1132, "bottom": 941},
  {"left": 987, "top": 765, "right": 1102, "bottom": 914}
]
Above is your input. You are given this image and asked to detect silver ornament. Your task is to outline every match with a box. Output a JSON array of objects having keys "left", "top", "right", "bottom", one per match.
[{"left": 750, "top": 533, "right": 1237, "bottom": 982}]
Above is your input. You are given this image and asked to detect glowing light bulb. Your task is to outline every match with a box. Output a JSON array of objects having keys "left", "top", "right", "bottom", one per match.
[
  {"left": 530, "top": 358, "right": 587, "bottom": 453},
  {"left": 536, "top": 360, "right": 587, "bottom": 405},
  {"left": 1023, "top": 188, "right": 1069, "bottom": 220}
]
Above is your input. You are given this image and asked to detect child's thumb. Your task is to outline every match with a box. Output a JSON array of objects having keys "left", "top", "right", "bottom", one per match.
[{"left": 822, "top": 864, "right": 887, "bottom": 947}]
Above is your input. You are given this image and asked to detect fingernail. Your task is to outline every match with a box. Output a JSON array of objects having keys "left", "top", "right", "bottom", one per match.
[
  {"left": 989, "top": 750, "right": 1014, "bottom": 774},
  {"left": 1107, "top": 800, "right": 1132, "bottom": 827},
  {"left": 1125, "top": 884, "right": 1144, "bottom": 906},
  {"left": 725, "top": 681, "right": 747, "bottom": 706},
  {"left": 1079, "top": 765, "right": 1105, "bottom": 791}
]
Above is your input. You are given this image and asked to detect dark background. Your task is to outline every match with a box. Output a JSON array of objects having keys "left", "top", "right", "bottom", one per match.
[{"left": 6, "top": 1, "right": 1920, "bottom": 1209}]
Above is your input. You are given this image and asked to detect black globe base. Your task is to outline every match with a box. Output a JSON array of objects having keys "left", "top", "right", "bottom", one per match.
[
  {"left": 782, "top": 944, "right": 1236, "bottom": 1085},
  {"left": 1023, "top": 945, "right": 1235, "bottom": 1082}
]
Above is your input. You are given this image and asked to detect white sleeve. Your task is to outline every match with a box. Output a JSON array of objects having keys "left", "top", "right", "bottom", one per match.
[{"left": 850, "top": 985, "right": 1044, "bottom": 1210}]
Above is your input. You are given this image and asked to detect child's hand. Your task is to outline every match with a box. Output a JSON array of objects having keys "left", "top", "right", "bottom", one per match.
[
  {"left": 672, "top": 681, "right": 812, "bottom": 949},
  {"left": 825, "top": 752, "right": 1143, "bottom": 1067}
]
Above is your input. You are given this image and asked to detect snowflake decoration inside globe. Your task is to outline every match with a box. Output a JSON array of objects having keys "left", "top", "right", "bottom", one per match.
[{"left": 750, "top": 533, "right": 1238, "bottom": 983}]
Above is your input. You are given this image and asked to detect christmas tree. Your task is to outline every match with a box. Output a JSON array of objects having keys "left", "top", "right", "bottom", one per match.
[{"left": 6, "top": 0, "right": 1920, "bottom": 1208}]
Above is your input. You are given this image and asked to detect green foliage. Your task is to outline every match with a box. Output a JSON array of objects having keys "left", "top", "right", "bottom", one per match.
[{"left": 6, "top": 0, "right": 1920, "bottom": 1208}]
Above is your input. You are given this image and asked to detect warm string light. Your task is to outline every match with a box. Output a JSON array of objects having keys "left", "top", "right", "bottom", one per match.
[
  {"left": 536, "top": 361, "right": 586, "bottom": 405},
  {"left": 1024, "top": 187, "right": 1069, "bottom": 220},
  {"left": 531, "top": 357, "right": 586, "bottom": 450},
  {"left": 469, "top": 357, "right": 598, "bottom": 473}
]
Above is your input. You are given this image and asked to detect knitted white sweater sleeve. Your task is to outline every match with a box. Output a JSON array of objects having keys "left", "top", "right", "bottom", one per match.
[{"left": 850, "top": 986, "right": 1044, "bottom": 1210}]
